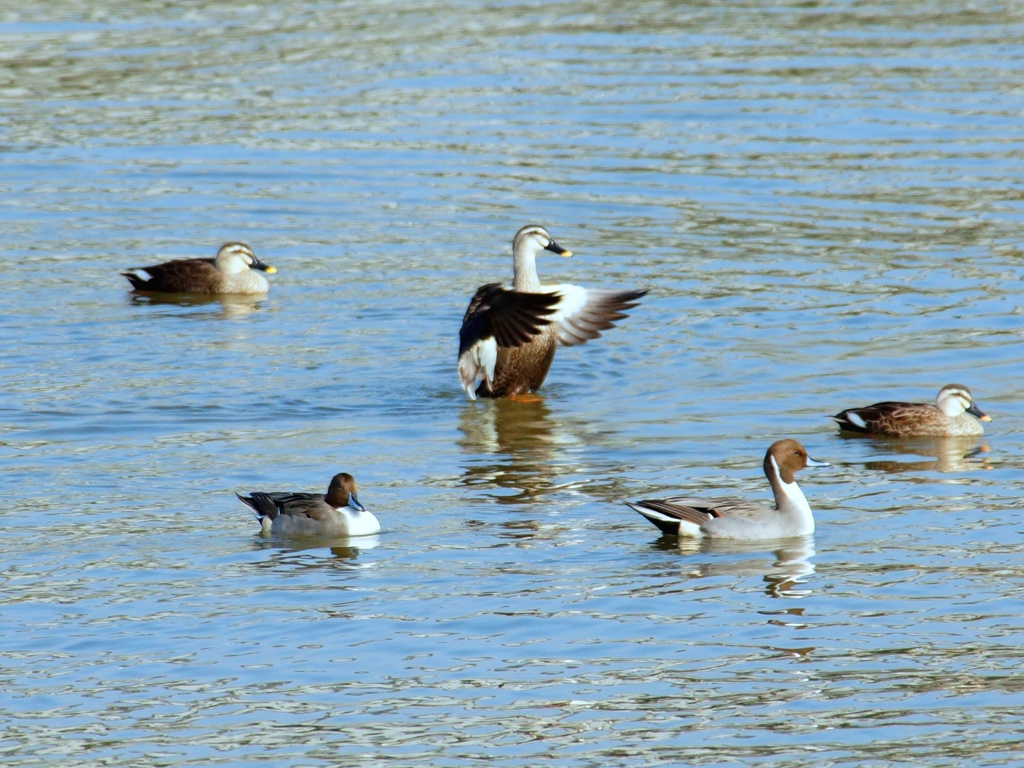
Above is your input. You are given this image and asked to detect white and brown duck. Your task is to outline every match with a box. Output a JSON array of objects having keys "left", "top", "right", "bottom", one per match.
[
  {"left": 832, "top": 384, "right": 990, "bottom": 437},
  {"left": 236, "top": 472, "right": 379, "bottom": 537},
  {"left": 122, "top": 242, "right": 276, "bottom": 295},
  {"left": 623, "top": 439, "right": 829, "bottom": 539},
  {"left": 458, "top": 224, "right": 647, "bottom": 399}
]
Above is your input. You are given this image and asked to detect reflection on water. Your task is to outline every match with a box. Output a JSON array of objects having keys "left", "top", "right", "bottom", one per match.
[
  {"left": 128, "top": 292, "right": 266, "bottom": 319},
  {"left": 762, "top": 636, "right": 817, "bottom": 660},
  {"left": 662, "top": 535, "right": 817, "bottom": 599},
  {"left": 4, "top": 1, "right": 1024, "bottom": 765},
  {"left": 839, "top": 433, "right": 993, "bottom": 474},
  {"left": 252, "top": 533, "right": 381, "bottom": 566},
  {"left": 457, "top": 396, "right": 585, "bottom": 505},
  {"left": 464, "top": 516, "right": 575, "bottom": 545}
]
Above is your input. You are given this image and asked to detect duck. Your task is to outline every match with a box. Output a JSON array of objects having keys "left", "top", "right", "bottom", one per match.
[
  {"left": 832, "top": 384, "right": 991, "bottom": 437},
  {"left": 622, "top": 439, "right": 829, "bottom": 539},
  {"left": 122, "top": 242, "right": 276, "bottom": 294},
  {"left": 458, "top": 224, "right": 648, "bottom": 399},
  {"left": 236, "top": 472, "right": 380, "bottom": 537}
]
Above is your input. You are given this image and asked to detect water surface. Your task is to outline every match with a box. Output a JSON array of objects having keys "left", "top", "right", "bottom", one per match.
[{"left": 2, "top": 1, "right": 1023, "bottom": 766}]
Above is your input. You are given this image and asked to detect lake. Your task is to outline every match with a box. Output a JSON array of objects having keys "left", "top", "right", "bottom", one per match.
[{"left": 1, "top": 1, "right": 1023, "bottom": 765}]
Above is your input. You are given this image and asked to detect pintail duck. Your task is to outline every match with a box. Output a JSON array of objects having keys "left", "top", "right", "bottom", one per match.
[
  {"left": 236, "top": 472, "right": 380, "bottom": 537},
  {"left": 623, "top": 439, "right": 829, "bottom": 539},
  {"left": 458, "top": 224, "right": 647, "bottom": 399},
  {"left": 122, "top": 242, "right": 276, "bottom": 294},
  {"left": 832, "top": 384, "right": 991, "bottom": 437}
]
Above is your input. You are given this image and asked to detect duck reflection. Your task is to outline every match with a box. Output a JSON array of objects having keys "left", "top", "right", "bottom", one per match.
[
  {"left": 655, "top": 535, "right": 816, "bottom": 599},
  {"left": 251, "top": 533, "right": 380, "bottom": 567},
  {"left": 837, "top": 433, "right": 992, "bottom": 473},
  {"left": 457, "top": 395, "right": 583, "bottom": 506},
  {"left": 128, "top": 291, "right": 266, "bottom": 318}
]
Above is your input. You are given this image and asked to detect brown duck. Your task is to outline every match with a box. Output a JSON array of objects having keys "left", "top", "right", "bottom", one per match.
[
  {"left": 832, "top": 384, "right": 991, "bottom": 437},
  {"left": 236, "top": 473, "right": 379, "bottom": 537},
  {"left": 458, "top": 225, "right": 647, "bottom": 399},
  {"left": 122, "top": 242, "right": 276, "bottom": 294}
]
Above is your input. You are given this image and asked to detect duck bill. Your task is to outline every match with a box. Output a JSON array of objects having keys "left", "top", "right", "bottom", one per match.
[
  {"left": 966, "top": 404, "right": 991, "bottom": 422},
  {"left": 348, "top": 492, "right": 366, "bottom": 511},
  {"left": 806, "top": 456, "right": 831, "bottom": 467},
  {"left": 252, "top": 259, "right": 277, "bottom": 274},
  {"left": 545, "top": 239, "right": 572, "bottom": 258}
]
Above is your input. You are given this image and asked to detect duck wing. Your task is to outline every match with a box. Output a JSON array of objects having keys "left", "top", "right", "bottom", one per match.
[
  {"left": 459, "top": 284, "right": 561, "bottom": 354},
  {"left": 832, "top": 401, "right": 919, "bottom": 433},
  {"left": 236, "top": 491, "right": 326, "bottom": 521},
  {"left": 122, "top": 258, "right": 220, "bottom": 292},
  {"left": 541, "top": 284, "right": 648, "bottom": 347},
  {"left": 458, "top": 284, "right": 562, "bottom": 396}
]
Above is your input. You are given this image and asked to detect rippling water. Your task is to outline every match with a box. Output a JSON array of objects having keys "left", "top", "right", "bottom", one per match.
[{"left": 2, "top": 1, "right": 1023, "bottom": 765}]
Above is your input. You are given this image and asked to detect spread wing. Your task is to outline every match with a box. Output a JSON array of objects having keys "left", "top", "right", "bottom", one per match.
[
  {"left": 542, "top": 284, "right": 648, "bottom": 347},
  {"left": 457, "top": 284, "right": 562, "bottom": 397},
  {"left": 458, "top": 284, "right": 561, "bottom": 356}
]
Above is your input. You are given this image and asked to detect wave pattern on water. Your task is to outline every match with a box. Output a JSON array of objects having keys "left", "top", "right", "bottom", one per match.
[{"left": 1, "top": 1, "right": 1023, "bottom": 766}]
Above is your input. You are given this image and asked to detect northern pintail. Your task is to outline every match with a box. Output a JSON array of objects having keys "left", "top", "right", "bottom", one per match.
[
  {"left": 458, "top": 224, "right": 647, "bottom": 399},
  {"left": 832, "top": 384, "right": 990, "bottom": 437},
  {"left": 122, "top": 242, "right": 276, "bottom": 294},
  {"left": 236, "top": 472, "right": 380, "bottom": 537},
  {"left": 623, "top": 439, "right": 829, "bottom": 539}
]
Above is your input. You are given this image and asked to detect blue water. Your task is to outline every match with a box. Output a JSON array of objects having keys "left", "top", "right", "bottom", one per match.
[{"left": 2, "top": 2, "right": 1023, "bottom": 766}]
